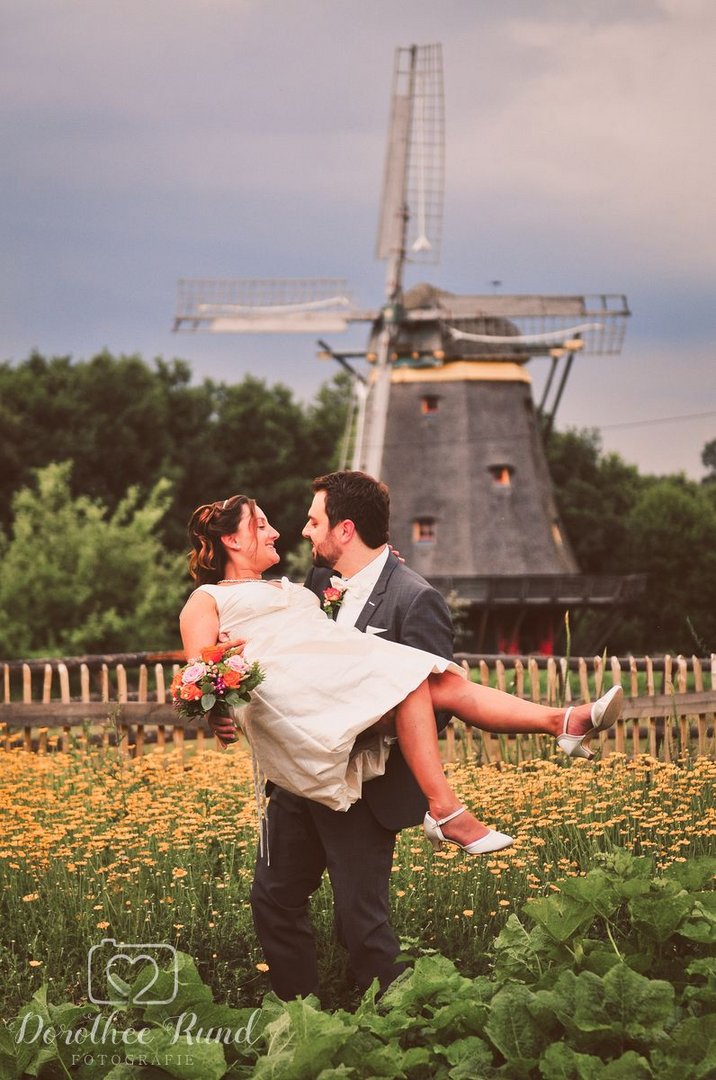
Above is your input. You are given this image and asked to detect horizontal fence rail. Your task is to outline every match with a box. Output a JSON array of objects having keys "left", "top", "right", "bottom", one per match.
[{"left": 1, "top": 652, "right": 715, "bottom": 764}]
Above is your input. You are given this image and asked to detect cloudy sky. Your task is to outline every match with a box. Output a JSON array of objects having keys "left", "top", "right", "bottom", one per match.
[{"left": 2, "top": 0, "right": 714, "bottom": 477}]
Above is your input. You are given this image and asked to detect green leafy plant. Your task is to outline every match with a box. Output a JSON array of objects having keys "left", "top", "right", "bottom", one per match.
[{"left": 3, "top": 852, "right": 714, "bottom": 1078}]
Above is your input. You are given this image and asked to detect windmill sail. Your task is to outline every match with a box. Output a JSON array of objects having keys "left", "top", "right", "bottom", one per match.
[
  {"left": 358, "top": 44, "right": 446, "bottom": 478},
  {"left": 375, "top": 44, "right": 444, "bottom": 268}
]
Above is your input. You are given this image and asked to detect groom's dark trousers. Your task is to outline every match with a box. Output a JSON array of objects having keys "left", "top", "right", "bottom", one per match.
[{"left": 250, "top": 553, "right": 454, "bottom": 998}]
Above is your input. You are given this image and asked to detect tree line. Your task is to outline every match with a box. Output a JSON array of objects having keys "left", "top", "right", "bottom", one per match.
[
  {"left": 546, "top": 428, "right": 716, "bottom": 655},
  {"left": 0, "top": 351, "right": 714, "bottom": 658}
]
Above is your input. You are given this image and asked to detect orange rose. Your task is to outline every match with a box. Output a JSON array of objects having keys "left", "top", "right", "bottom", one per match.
[
  {"left": 200, "top": 644, "right": 225, "bottom": 664},
  {"left": 180, "top": 683, "right": 204, "bottom": 701},
  {"left": 222, "top": 669, "right": 243, "bottom": 689}
]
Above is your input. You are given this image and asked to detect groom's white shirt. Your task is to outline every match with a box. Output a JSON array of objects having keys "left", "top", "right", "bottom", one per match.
[{"left": 335, "top": 544, "right": 390, "bottom": 628}]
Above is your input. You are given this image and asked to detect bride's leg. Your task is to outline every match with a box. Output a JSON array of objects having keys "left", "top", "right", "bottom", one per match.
[
  {"left": 427, "top": 671, "right": 609, "bottom": 739},
  {"left": 394, "top": 681, "right": 492, "bottom": 847}
]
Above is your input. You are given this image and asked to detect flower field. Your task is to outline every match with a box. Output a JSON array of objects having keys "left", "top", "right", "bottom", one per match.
[{"left": 1, "top": 742, "right": 714, "bottom": 1026}]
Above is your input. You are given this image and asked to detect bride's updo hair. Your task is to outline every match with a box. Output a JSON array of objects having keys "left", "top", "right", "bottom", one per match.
[{"left": 187, "top": 495, "right": 257, "bottom": 584}]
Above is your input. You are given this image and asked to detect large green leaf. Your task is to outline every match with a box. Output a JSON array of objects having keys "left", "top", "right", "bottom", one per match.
[
  {"left": 662, "top": 856, "right": 716, "bottom": 892},
  {"left": 127, "top": 1027, "right": 227, "bottom": 1080},
  {"left": 628, "top": 889, "right": 694, "bottom": 944},
  {"left": 538, "top": 964, "right": 673, "bottom": 1050},
  {"left": 649, "top": 1013, "right": 716, "bottom": 1079},
  {"left": 683, "top": 957, "right": 716, "bottom": 1010},
  {"left": 377, "top": 955, "right": 472, "bottom": 1014},
  {"left": 524, "top": 892, "right": 596, "bottom": 944},
  {"left": 557, "top": 870, "right": 622, "bottom": 920},
  {"left": 339, "top": 1031, "right": 406, "bottom": 1078},
  {"left": 484, "top": 983, "right": 554, "bottom": 1066},
  {"left": 443, "top": 1035, "right": 493, "bottom": 1077},
  {"left": 137, "top": 952, "right": 214, "bottom": 1024},
  {"left": 677, "top": 898, "right": 716, "bottom": 945},
  {"left": 538, "top": 1041, "right": 606, "bottom": 1079},
  {"left": 493, "top": 915, "right": 569, "bottom": 984},
  {"left": 253, "top": 997, "right": 358, "bottom": 1080}
]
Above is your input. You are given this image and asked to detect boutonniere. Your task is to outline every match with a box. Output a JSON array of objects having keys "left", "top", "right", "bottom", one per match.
[{"left": 322, "top": 579, "right": 347, "bottom": 617}]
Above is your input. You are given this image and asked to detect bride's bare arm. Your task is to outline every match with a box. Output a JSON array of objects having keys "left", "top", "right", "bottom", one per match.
[
  {"left": 180, "top": 593, "right": 240, "bottom": 747},
  {"left": 179, "top": 591, "right": 220, "bottom": 658}
]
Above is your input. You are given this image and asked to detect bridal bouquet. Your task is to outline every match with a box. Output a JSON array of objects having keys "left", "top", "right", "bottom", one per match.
[{"left": 170, "top": 644, "right": 265, "bottom": 722}]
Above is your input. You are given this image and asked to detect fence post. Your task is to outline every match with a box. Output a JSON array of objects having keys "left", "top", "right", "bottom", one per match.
[
  {"left": 560, "top": 656, "right": 571, "bottom": 705},
  {"left": 676, "top": 656, "right": 691, "bottom": 756},
  {"left": 663, "top": 655, "right": 673, "bottom": 762},
  {"left": 444, "top": 718, "right": 455, "bottom": 763},
  {"left": 172, "top": 664, "right": 184, "bottom": 758},
  {"left": 578, "top": 657, "right": 589, "bottom": 705},
  {"left": 527, "top": 658, "right": 540, "bottom": 703},
  {"left": 495, "top": 659, "right": 513, "bottom": 762},
  {"left": 692, "top": 655, "right": 705, "bottom": 756},
  {"left": 593, "top": 656, "right": 604, "bottom": 698},
  {"left": 78, "top": 664, "right": 90, "bottom": 753},
  {"left": 645, "top": 657, "right": 657, "bottom": 758},
  {"left": 1, "top": 663, "right": 9, "bottom": 750},
  {"left": 58, "top": 664, "right": 71, "bottom": 751},
  {"left": 611, "top": 656, "right": 623, "bottom": 756},
  {"left": 546, "top": 658, "right": 558, "bottom": 705},
  {"left": 460, "top": 660, "right": 474, "bottom": 761},
  {"left": 155, "top": 663, "right": 167, "bottom": 752},
  {"left": 22, "top": 664, "right": 32, "bottom": 752},
  {"left": 116, "top": 664, "right": 131, "bottom": 758},
  {"left": 39, "top": 663, "right": 52, "bottom": 755},
  {"left": 101, "top": 664, "right": 110, "bottom": 749},
  {"left": 480, "top": 659, "right": 498, "bottom": 762},
  {"left": 629, "top": 655, "right": 639, "bottom": 757},
  {"left": 135, "top": 665, "right": 147, "bottom": 757}
]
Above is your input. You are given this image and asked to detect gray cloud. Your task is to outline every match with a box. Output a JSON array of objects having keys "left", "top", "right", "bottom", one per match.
[{"left": 1, "top": 0, "right": 714, "bottom": 478}]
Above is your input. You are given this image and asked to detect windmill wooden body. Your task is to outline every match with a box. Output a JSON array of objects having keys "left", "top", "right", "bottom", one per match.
[{"left": 174, "top": 44, "right": 641, "bottom": 653}]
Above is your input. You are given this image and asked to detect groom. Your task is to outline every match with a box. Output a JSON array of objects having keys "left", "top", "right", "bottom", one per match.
[{"left": 247, "top": 470, "right": 454, "bottom": 1000}]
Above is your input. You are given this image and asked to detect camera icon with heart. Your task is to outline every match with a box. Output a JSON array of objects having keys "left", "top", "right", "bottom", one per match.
[{"left": 87, "top": 939, "right": 179, "bottom": 1005}]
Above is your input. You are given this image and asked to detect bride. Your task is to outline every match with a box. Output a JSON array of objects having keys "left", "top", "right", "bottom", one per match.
[{"left": 180, "top": 495, "right": 623, "bottom": 856}]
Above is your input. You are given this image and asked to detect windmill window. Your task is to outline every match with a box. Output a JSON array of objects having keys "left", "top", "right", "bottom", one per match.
[
  {"left": 412, "top": 518, "right": 436, "bottom": 543},
  {"left": 420, "top": 395, "right": 440, "bottom": 415},
  {"left": 489, "top": 464, "right": 514, "bottom": 487}
]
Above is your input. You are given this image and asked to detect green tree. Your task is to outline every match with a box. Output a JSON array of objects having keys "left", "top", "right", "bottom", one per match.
[
  {"left": 702, "top": 436, "right": 716, "bottom": 483},
  {"left": 0, "top": 351, "right": 351, "bottom": 560},
  {"left": 0, "top": 463, "right": 186, "bottom": 658},
  {"left": 546, "top": 428, "right": 716, "bottom": 653},
  {"left": 545, "top": 428, "right": 644, "bottom": 572},
  {"left": 621, "top": 476, "right": 716, "bottom": 653}
]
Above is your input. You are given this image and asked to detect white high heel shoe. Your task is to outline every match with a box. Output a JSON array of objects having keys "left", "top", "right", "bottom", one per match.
[
  {"left": 556, "top": 684, "right": 624, "bottom": 760},
  {"left": 424, "top": 807, "right": 514, "bottom": 855}
]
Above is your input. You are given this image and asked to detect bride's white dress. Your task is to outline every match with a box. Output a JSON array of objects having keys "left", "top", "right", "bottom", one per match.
[{"left": 198, "top": 578, "right": 461, "bottom": 811}]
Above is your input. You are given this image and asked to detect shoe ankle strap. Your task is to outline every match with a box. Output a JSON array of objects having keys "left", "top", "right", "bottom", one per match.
[
  {"left": 562, "top": 706, "right": 574, "bottom": 735},
  {"left": 435, "top": 805, "right": 466, "bottom": 827}
]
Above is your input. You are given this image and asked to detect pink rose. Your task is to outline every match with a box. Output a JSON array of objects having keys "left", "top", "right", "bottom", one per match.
[
  {"left": 182, "top": 662, "right": 207, "bottom": 684},
  {"left": 225, "top": 654, "right": 249, "bottom": 674}
]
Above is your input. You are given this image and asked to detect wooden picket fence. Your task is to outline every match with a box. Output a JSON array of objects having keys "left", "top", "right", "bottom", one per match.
[
  {"left": 1, "top": 651, "right": 715, "bottom": 764},
  {"left": 444, "top": 652, "right": 716, "bottom": 765}
]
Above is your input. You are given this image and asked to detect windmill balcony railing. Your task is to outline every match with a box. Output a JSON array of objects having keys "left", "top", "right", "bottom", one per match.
[
  {"left": 429, "top": 573, "right": 646, "bottom": 606},
  {"left": 1, "top": 649, "right": 713, "bottom": 765}
]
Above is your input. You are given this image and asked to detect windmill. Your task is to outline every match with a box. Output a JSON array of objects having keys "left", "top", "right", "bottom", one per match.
[{"left": 174, "top": 43, "right": 642, "bottom": 654}]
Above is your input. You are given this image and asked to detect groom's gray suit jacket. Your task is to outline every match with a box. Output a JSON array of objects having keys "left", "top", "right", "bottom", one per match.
[{"left": 304, "top": 552, "right": 454, "bottom": 832}]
